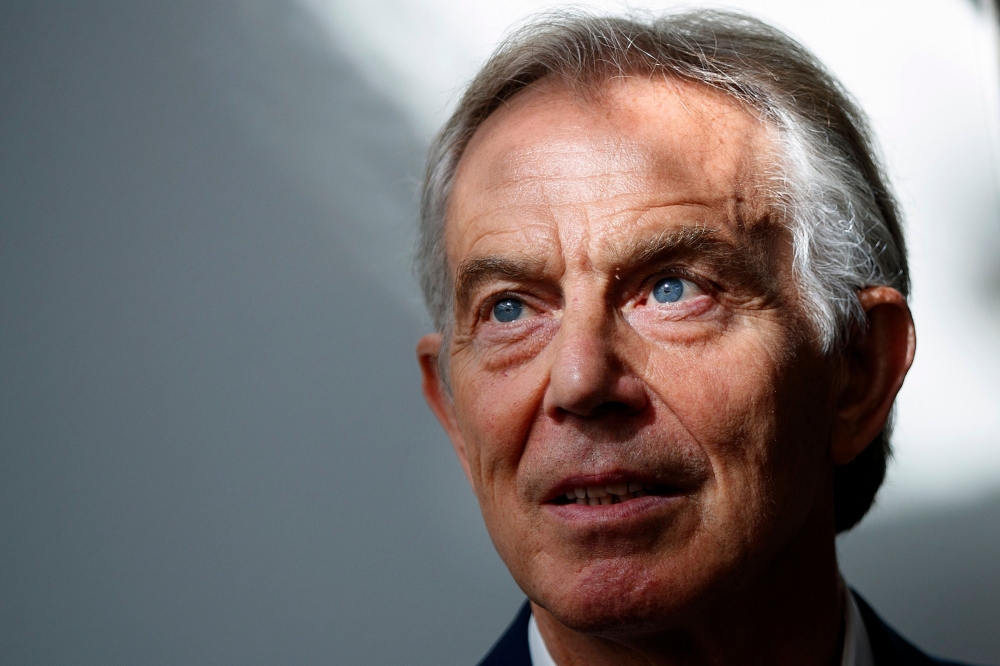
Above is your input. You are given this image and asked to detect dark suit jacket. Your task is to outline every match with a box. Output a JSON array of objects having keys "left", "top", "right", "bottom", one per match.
[{"left": 478, "top": 593, "right": 972, "bottom": 666}]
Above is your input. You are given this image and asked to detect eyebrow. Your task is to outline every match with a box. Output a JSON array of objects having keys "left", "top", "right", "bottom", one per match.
[
  {"left": 605, "top": 225, "right": 725, "bottom": 271},
  {"left": 617, "top": 222, "right": 784, "bottom": 303},
  {"left": 454, "top": 255, "right": 548, "bottom": 314}
]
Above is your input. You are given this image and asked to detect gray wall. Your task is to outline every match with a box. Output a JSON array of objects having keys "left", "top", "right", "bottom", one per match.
[
  {"left": 0, "top": 1, "right": 995, "bottom": 664},
  {"left": 839, "top": 496, "right": 1000, "bottom": 664}
]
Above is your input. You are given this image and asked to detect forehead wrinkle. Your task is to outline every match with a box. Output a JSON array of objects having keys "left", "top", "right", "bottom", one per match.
[
  {"left": 483, "top": 145, "right": 657, "bottom": 208},
  {"left": 446, "top": 200, "right": 559, "bottom": 261},
  {"left": 491, "top": 140, "right": 650, "bottom": 181},
  {"left": 559, "top": 202, "right": 596, "bottom": 277},
  {"left": 582, "top": 200, "right": 713, "bottom": 263}
]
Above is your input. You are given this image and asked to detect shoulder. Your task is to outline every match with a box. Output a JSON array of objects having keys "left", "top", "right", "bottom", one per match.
[
  {"left": 477, "top": 600, "right": 533, "bottom": 666},
  {"left": 852, "top": 591, "right": 982, "bottom": 666}
]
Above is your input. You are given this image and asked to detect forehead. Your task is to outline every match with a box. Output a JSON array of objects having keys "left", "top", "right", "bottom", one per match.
[{"left": 446, "top": 77, "right": 777, "bottom": 265}]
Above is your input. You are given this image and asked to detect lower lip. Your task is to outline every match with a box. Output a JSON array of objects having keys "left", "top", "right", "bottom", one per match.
[{"left": 544, "top": 494, "right": 685, "bottom": 525}]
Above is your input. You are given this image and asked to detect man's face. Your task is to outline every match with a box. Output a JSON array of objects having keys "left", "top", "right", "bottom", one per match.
[{"left": 430, "top": 78, "right": 840, "bottom": 633}]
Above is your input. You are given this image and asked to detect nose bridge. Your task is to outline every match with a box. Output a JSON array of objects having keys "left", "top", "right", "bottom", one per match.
[
  {"left": 545, "top": 277, "right": 645, "bottom": 417},
  {"left": 555, "top": 285, "right": 611, "bottom": 382}
]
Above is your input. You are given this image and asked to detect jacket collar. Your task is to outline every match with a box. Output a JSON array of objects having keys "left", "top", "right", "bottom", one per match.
[{"left": 477, "top": 593, "right": 961, "bottom": 666}]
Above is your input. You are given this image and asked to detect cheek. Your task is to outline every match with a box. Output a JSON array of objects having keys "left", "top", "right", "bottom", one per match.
[
  {"left": 647, "top": 337, "right": 780, "bottom": 450},
  {"left": 450, "top": 348, "right": 551, "bottom": 495},
  {"left": 642, "top": 329, "right": 834, "bottom": 550},
  {"left": 643, "top": 334, "right": 795, "bottom": 527}
]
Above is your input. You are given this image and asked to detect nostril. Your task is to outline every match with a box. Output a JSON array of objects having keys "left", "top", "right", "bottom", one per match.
[
  {"left": 546, "top": 373, "right": 649, "bottom": 418},
  {"left": 588, "top": 400, "right": 640, "bottom": 417},
  {"left": 552, "top": 398, "right": 646, "bottom": 423},
  {"left": 544, "top": 321, "right": 647, "bottom": 417}
]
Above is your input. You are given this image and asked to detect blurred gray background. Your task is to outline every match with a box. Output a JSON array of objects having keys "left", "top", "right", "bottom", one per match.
[{"left": 0, "top": 1, "right": 996, "bottom": 664}]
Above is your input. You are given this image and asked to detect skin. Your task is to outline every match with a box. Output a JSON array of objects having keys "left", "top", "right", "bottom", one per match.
[{"left": 416, "top": 77, "right": 916, "bottom": 666}]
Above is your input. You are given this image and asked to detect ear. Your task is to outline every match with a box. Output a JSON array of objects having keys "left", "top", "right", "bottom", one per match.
[
  {"left": 831, "top": 287, "right": 916, "bottom": 465},
  {"left": 417, "top": 333, "right": 474, "bottom": 486}
]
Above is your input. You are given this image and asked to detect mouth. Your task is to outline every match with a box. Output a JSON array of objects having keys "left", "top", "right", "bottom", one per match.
[{"left": 548, "top": 482, "right": 682, "bottom": 506}]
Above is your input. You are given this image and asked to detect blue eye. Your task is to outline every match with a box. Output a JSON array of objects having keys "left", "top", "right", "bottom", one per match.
[
  {"left": 493, "top": 298, "right": 524, "bottom": 323},
  {"left": 652, "top": 277, "right": 685, "bottom": 303}
]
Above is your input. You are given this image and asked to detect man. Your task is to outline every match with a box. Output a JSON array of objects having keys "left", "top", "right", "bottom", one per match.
[{"left": 414, "top": 10, "right": 964, "bottom": 666}]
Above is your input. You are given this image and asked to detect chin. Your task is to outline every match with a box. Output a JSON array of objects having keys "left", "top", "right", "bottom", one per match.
[{"left": 528, "top": 555, "right": 704, "bottom": 635}]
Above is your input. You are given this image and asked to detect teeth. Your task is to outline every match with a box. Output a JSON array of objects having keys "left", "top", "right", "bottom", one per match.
[{"left": 566, "top": 483, "right": 652, "bottom": 504}]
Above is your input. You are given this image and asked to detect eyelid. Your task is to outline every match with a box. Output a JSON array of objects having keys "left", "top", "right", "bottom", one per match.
[
  {"left": 637, "top": 269, "right": 710, "bottom": 300},
  {"left": 479, "top": 290, "right": 538, "bottom": 323}
]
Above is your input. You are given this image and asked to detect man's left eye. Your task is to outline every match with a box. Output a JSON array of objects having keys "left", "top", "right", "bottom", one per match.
[{"left": 646, "top": 276, "right": 701, "bottom": 305}]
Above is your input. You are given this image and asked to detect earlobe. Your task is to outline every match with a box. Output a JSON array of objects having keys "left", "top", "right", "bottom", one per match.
[
  {"left": 831, "top": 287, "right": 916, "bottom": 465},
  {"left": 416, "top": 334, "right": 474, "bottom": 485}
]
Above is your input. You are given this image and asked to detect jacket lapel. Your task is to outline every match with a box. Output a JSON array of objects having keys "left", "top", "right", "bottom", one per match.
[
  {"left": 852, "top": 591, "right": 966, "bottom": 666},
  {"left": 477, "top": 601, "right": 533, "bottom": 666}
]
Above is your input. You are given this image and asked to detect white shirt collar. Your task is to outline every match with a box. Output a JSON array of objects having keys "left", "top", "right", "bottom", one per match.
[
  {"left": 843, "top": 586, "right": 876, "bottom": 666},
  {"left": 527, "top": 585, "right": 874, "bottom": 666},
  {"left": 527, "top": 613, "right": 556, "bottom": 666}
]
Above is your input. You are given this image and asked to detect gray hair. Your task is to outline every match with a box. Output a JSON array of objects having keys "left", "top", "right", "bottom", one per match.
[{"left": 416, "top": 9, "right": 909, "bottom": 532}]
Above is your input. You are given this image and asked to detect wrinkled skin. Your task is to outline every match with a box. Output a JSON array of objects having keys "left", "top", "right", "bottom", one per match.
[{"left": 417, "top": 78, "right": 915, "bottom": 666}]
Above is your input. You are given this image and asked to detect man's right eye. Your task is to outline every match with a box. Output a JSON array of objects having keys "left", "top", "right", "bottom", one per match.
[{"left": 492, "top": 298, "right": 525, "bottom": 323}]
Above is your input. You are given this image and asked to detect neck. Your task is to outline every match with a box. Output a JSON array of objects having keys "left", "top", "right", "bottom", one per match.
[{"left": 532, "top": 502, "right": 844, "bottom": 666}]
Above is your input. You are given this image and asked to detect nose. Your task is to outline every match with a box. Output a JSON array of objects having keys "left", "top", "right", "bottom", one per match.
[{"left": 543, "top": 308, "right": 648, "bottom": 418}]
